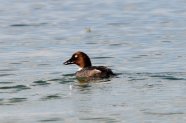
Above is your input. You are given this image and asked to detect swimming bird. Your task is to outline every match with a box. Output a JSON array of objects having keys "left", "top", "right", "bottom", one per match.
[{"left": 64, "top": 51, "right": 115, "bottom": 79}]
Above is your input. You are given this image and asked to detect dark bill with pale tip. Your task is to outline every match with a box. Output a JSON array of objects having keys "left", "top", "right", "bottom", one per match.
[{"left": 63, "top": 59, "right": 74, "bottom": 65}]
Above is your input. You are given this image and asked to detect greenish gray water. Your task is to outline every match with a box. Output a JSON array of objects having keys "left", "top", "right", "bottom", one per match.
[{"left": 0, "top": 0, "right": 186, "bottom": 122}]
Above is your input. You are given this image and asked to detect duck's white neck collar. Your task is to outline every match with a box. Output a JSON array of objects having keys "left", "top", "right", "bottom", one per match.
[{"left": 78, "top": 67, "right": 83, "bottom": 71}]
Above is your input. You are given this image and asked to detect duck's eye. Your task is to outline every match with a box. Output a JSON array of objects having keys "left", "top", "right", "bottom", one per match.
[{"left": 74, "top": 54, "right": 78, "bottom": 58}]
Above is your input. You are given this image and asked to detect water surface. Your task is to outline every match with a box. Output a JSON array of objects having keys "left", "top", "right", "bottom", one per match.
[{"left": 0, "top": 0, "right": 186, "bottom": 122}]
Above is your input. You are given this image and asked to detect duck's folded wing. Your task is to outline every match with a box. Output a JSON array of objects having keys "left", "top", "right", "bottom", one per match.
[{"left": 76, "top": 66, "right": 114, "bottom": 78}]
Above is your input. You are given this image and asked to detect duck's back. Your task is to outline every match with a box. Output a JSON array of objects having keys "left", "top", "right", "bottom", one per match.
[{"left": 76, "top": 66, "right": 115, "bottom": 78}]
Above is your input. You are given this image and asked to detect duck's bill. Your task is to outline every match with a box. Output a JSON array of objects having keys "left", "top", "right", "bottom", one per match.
[{"left": 63, "top": 59, "right": 74, "bottom": 65}]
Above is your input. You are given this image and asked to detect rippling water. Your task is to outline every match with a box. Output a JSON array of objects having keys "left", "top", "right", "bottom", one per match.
[{"left": 0, "top": 0, "right": 186, "bottom": 122}]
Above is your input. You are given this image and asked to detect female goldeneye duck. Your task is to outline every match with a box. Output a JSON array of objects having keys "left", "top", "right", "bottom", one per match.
[{"left": 63, "top": 51, "right": 115, "bottom": 79}]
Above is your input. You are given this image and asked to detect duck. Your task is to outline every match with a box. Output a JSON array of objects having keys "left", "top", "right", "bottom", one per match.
[{"left": 63, "top": 51, "right": 115, "bottom": 79}]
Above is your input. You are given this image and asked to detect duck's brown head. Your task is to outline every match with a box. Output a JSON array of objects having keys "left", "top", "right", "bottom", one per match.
[{"left": 64, "top": 51, "right": 92, "bottom": 68}]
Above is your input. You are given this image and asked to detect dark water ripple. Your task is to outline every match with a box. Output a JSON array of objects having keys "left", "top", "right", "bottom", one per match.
[
  {"left": 0, "top": 98, "right": 27, "bottom": 105},
  {"left": 48, "top": 78, "right": 74, "bottom": 84},
  {"left": 8, "top": 98, "right": 27, "bottom": 104},
  {"left": 41, "top": 94, "right": 61, "bottom": 101},
  {"left": 0, "top": 69, "right": 17, "bottom": 72},
  {"left": 0, "top": 82, "right": 14, "bottom": 84},
  {"left": 39, "top": 117, "right": 62, "bottom": 122},
  {"left": 150, "top": 74, "right": 186, "bottom": 80},
  {"left": 10, "top": 23, "right": 47, "bottom": 27},
  {"left": 80, "top": 116, "right": 119, "bottom": 123},
  {"left": 48, "top": 74, "right": 76, "bottom": 84},
  {"left": 0, "top": 74, "right": 15, "bottom": 77},
  {"left": 32, "top": 80, "right": 50, "bottom": 86},
  {"left": 0, "top": 85, "right": 30, "bottom": 91},
  {"left": 144, "top": 112, "right": 184, "bottom": 115},
  {"left": 124, "top": 72, "right": 186, "bottom": 80}
]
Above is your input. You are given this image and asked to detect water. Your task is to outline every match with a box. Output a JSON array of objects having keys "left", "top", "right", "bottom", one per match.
[{"left": 0, "top": 0, "right": 186, "bottom": 122}]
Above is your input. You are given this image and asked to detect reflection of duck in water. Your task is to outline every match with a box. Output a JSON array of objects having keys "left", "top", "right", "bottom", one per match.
[{"left": 64, "top": 51, "right": 115, "bottom": 80}]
